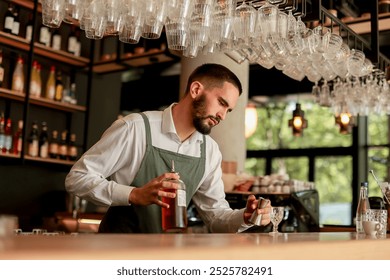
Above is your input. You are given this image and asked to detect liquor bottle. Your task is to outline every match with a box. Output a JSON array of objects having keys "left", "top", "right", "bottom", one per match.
[
  {"left": 69, "top": 82, "right": 77, "bottom": 104},
  {"left": 74, "top": 29, "right": 81, "bottom": 56},
  {"left": 51, "top": 29, "right": 62, "bottom": 51},
  {"left": 25, "top": 14, "right": 34, "bottom": 42},
  {"left": 356, "top": 182, "right": 371, "bottom": 234},
  {"left": 67, "top": 26, "right": 77, "bottom": 54},
  {"left": 12, "top": 120, "right": 23, "bottom": 156},
  {"left": 11, "top": 56, "right": 24, "bottom": 93},
  {"left": 45, "top": 66, "right": 55, "bottom": 100},
  {"left": 161, "top": 161, "right": 187, "bottom": 232},
  {"left": 0, "top": 49, "right": 4, "bottom": 87},
  {"left": 36, "top": 63, "right": 42, "bottom": 97},
  {"left": 39, "top": 122, "right": 49, "bottom": 158},
  {"left": 27, "top": 121, "right": 39, "bottom": 157},
  {"left": 39, "top": 24, "right": 50, "bottom": 47},
  {"left": 29, "top": 60, "right": 39, "bottom": 97},
  {"left": 67, "top": 133, "right": 78, "bottom": 161},
  {"left": 0, "top": 112, "right": 5, "bottom": 152},
  {"left": 48, "top": 130, "right": 59, "bottom": 159},
  {"left": 3, "top": 3, "right": 14, "bottom": 34},
  {"left": 54, "top": 70, "right": 63, "bottom": 102},
  {"left": 3, "top": 118, "right": 12, "bottom": 153},
  {"left": 11, "top": 6, "right": 20, "bottom": 36},
  {"left": 58, "top": 130, "right": 68, "bottom": 160}
]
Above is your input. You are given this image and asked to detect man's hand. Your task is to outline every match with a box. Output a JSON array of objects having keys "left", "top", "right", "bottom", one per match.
[
  {"left": 243, "top": 195, "right": 271, "bottom": 225},
  {"left": 128, "top": 172, "right": 181, "bottom": 208}
]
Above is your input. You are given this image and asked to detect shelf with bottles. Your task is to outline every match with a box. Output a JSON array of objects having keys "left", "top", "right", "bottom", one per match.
[
  {"left": 22, "top": 121, "right": 80, "bottom": 166},
  {"left": 0, "top": 87, "right": 85, "bottom": 113},
  {"left": 0, "top": 30, "right": 89, "bottom": 67}
]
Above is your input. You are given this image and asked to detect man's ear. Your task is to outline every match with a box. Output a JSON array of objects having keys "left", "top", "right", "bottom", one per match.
[{"left": 189, "top": 81, "right": 203, "bottom": 98}]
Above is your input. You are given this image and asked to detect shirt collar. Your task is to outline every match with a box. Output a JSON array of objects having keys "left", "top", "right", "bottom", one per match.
[{"left": 162, "top": 103, "right": 204, "bottom": 144}]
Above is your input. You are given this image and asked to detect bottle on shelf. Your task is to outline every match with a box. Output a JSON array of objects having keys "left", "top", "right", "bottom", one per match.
[
  {"left": 11, "top": 6, "right": 20, "bottom": 36},
  {"left": 12, "top": 120, "right": 23, "bottom": 156},
  {"left": 67, "top": 133, "right": 78, "bottom": 161},
  {"left": 39, "top": 121, "right": 49, "bottom": 158},
  {"left": 51, "top": 28, "right": 62, "bottom": 51},
  {"left": 0, "top": 112, "right": 5, "bottom": 152},
  {"left": 11, "top": 56, "right": 25, "bottom": 93},
  {"left": 54, "top": 70, "right": 63, "bottom": 102},
  {"left": 356, "top": 181, "right": 371, "bottom": 234},
  {"left": 3, "top": 3, "right": 14, "bottom": 34},
  {"left": 48, "top": 130, "right": 59, "bottom": 159},
  {"left": 39, "top": 24, "right": 51, "bottom": 47},
  {"left": 62, "top": 75, "right": 70, "bottom": 103},
  {"left": 67, "top": 26, "right": 77, "bottom": 54},
  {"left": 25, "top": 13, "right": 34, "bottom": 42},
  {"left": 69, "top": 82, "right": 77, "bottom": 104},
  {"left": 0, "top": 49, "right": 4, "bottom": 87},
  {"left": 27, "top": 121, "right": 39, "bottom": 157},
  {"left": 58, "top": 130, "right": 68, "bottom": 160},
  {"left": 45, "top": 65, "right": 55, "bottom": 100},
  {"left": 29, "top": 60, "right": 39, "bottom": 97},
  {"left": 2, "top": 118, "right": 12, "bottom": 154},
  {"left": 36, "top": 63, "right": 42, "bottom": 97}
]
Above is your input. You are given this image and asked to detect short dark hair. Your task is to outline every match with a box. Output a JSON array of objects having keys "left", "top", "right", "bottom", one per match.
[{"left": 185, "top": 63, "right": 242, "bottom": 95}]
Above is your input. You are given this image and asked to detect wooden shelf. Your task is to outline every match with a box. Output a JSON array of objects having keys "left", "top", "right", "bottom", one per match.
[
  {"left": 33, "top": 42, "right": 89, "bottom": 67},
  {"left": 92, "top": 50, "right": 178, "bottom": 74},
  {"left": 11, "top": 0, "right": 40, "bottom": 11},
  {"left": 0, "top": 31, "right": 30, "bottom": 52},
  {"left": 29, "top": 96, "right": 86, "bottom": 113},
  {"left": 0, "top": 88, "right": 25, "bottom": 101},
  {"left": 24, "top": 155, "right": 76, "bottom": 166},
  {"left": 0, "top": 88, "right": 86, "bottom": 112},
  {"left": 0, "top": 153, "right": 21, "bottom": 159}
]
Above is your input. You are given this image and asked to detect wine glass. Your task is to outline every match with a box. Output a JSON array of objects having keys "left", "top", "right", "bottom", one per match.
[{"left": 269, "top": 206, "right": 284, "bottom": 235}]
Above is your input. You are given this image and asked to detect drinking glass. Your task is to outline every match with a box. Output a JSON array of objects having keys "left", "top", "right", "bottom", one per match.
[
  {"left": 269, "top": 206, "right": 284, "bottom": 235},
  {"left": 119, "top": 1, "right": 145, "bottom": 44},
  {"left": 233, "top": 0, "right": 257, "bottom": 48},
  {"left": 41, "top": 0, "right": 65, "bottom": 28},
  {"left": 142, "top": 0, "right": 168, "bottom": 39}
]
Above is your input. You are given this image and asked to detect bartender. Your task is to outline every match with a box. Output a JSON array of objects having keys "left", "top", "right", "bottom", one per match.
[{"left": 65, "top": 63, "right": 271, "bottom": 233}]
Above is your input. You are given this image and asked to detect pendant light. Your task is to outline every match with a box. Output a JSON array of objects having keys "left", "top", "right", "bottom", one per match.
[
  {"left": 335, "top": 112, "right": 353, "bottom": 134},
  {"left": 288, "top": 103, "right": 308, "bottom": 136}
]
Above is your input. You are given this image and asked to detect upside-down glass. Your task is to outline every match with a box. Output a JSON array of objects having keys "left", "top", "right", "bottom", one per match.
[
  {"left": 142, "top": 0, "right": 168, "bottom": 39},
  {"left": 84, "top": 0, "right": 107, "bottom": 40},
  {"left": 41, "top": 0, "right": 65, "bottom": 28},
  {"left": 269, "top": 206, "right": 284, "bottom": 235},
  {"left": 233, "top": 0, "right": 257, "bottom": 48},
  {"left": 119, "top": 1, "right": 145, "bottom": 44},
  {"left": 104, "top": 0, "right": 124, "bottom": 35}
]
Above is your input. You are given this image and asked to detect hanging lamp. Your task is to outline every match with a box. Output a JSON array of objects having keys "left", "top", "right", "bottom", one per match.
[{"left": 288, "top": 103, "right": 308, "bottom": 136}]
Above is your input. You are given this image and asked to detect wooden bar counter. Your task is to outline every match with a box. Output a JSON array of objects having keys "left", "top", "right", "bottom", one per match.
[{"left": 0, "top": 232, "right": 389, "bottom": 260}]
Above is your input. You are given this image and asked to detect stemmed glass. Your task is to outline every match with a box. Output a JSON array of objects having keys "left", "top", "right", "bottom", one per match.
[{"left": 269, "top": 206, "right": 284, "bottom": 235}]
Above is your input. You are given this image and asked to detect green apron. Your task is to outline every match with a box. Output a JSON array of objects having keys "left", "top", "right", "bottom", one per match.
[{"left": 99, "top": 112, "right": 206, "bottom": 233}]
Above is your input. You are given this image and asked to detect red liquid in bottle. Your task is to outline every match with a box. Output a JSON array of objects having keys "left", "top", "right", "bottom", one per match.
[{"left": 161, "top": 187, "right": 187, "bottom": 233}]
